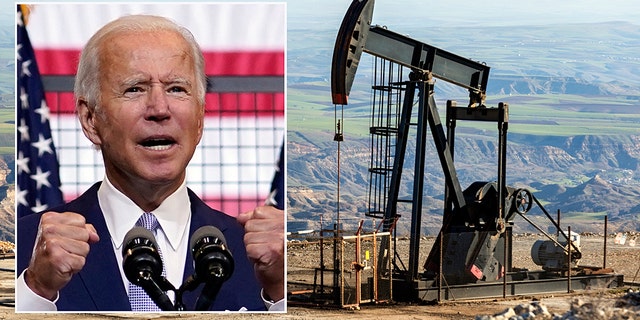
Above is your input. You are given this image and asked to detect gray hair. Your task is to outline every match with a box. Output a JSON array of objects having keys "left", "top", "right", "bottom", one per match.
[{"left": 74, "top": 14, "right": 207, "bottom": 111}]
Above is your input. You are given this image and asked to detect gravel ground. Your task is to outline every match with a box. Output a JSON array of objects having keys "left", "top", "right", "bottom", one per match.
[
  {"left": 0, "top": 234, "right": 637, "bottom": 319},
  {"left": 287, "top": 233, "right": 640, "bottom": 319}
]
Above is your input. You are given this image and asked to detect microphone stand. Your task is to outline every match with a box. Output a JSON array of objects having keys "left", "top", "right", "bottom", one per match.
[
  {"left": 129, "top": 262, "right": 227, "bottom": 311},
  {"left": 136, "top": 271, "right": 176, "bottom": 311},
  {"left": 195, "top": 278, "right": 225, "bottom": 311},
  {"left": 174, "top": 275, "right": 199, "bottom": 311},
  {"left": 173, "top": 274, "right": 226, "bottom": 311}
]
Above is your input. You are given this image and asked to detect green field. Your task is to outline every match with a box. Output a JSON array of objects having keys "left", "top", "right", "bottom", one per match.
[
  {"left": 0, "top": 108, "right": 13, "bottom": 154},
  {"left": 0, "top": 41, "right": 14, "bottom": 154},
  {"left": 562, "top": 211, "right": 609, "bottom": 221},
  {"left": 0, "top": 146, "right": 14, "bottom": 155},
  {"left": 288, "top": 82, "right": 640, "bottom": 139},
  {"left": 0, "top": 108, "right": 13, "bottom": 125}
]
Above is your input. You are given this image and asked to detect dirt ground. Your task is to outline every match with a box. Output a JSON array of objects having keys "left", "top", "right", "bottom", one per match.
[
  {"left": 286, "top": 233, "right": 640, "bottom": 319},
  {"left": 288, "top": 233, "right": 640, "bottom": 285},
  {"left": 0, "top": 234, "right": 638, "bottom": 319}
]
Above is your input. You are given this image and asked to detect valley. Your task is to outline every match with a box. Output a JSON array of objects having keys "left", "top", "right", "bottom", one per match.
[{"left": 286, "top": 20, "right": 640, "bottom": 236}]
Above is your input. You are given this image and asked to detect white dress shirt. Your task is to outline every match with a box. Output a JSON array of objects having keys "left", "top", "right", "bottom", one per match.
[{"left": 99, "top": 176, "right": 191, "bottom": 302}]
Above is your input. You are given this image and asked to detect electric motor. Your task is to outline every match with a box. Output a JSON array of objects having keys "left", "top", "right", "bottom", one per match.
[{"left": 531, "top": 232, "right": 580, "bottom": 270}]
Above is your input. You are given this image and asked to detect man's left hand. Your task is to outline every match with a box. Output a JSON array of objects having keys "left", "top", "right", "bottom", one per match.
[{"left": 237, "top": 205, "right": 284, "bottom": 301}]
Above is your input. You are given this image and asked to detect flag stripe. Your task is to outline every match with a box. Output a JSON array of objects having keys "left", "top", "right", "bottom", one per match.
[
  {"left": 25, "top": 3, "right": 285, "bottom": 50},
  {"left": 34, "top": 49, "right": 285, "bottom": 76},
  {"left": 44, "top": 92, "right": 285, "bottom": 116},
  {"left": 41, "top": 75, "right": 284, "bottom": 93}
]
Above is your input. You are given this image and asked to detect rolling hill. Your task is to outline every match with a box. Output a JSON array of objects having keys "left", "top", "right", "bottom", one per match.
[{"left": 287, "top": 21, "right": 640, "bottom": 235}]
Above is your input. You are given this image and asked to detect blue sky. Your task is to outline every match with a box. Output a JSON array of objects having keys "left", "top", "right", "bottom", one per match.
[
  {"left": 287, "top": 0, "right": 639, "bottom": 28},
  {"left": 5, "top": 1, "right": 638, "bottom": 26}
]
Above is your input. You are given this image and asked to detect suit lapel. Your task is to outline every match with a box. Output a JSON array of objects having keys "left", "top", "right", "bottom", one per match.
[
  {"left": 182, "top": 189, "right": 232, "bottom": 282},
  {"left": 74, "top": 185, "right": 131, "bottom": 310},
  {"left": 179, "top": 189, "right": 266, "bottom": 311},
  {"left": 179, "top": 189, "right": 234, "bottom": 309}
]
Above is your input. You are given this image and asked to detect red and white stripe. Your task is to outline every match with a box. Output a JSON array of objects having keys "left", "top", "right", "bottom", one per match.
[{"left": 25, "top": 3, "right": 286, "bottom": 215}]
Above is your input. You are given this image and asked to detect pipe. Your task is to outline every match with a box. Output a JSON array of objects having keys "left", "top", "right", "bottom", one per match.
[{"left": 603, "top": 215, "right": 608, "bottom": 269}]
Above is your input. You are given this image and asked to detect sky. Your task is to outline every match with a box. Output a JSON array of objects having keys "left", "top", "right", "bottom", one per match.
[
  {"left": 286, "top": 0, "right": 640, "bottom": 28},
  {"left": 4, "top": 1, "right": 639, "bottom": 26}
]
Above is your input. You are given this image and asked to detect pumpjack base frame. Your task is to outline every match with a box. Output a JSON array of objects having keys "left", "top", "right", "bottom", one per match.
[{"left": 390, "top": 272, "right": 624, "bottom": 302}]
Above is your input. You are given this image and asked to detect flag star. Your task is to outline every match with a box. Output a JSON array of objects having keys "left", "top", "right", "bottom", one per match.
[
  {"left": 30, "top": 167, "right": 52, "bottom": 190},
  {"left": 18, "top": 118, "right": 30, "bottom": 142},
  {"left": 16, "top": 185, "right": 29, "bottom": 208},
  {"left": 17, "top": 10, "right": 23, "bottom": 27},
  {"left": 22, "top": 59, "right": 32, "bottom": 77},
  {"left": 31, "top": 199, "right": 49, "bottom": 214},
  {"left": 16, "top": 151, "right": 30, "bottom": 175},
  {"left": 35, "top": 101, "right": 51, "bottom": 123},
  {"left": 266, "top": 189, "right": 278, "bottom": 207},
  {"left": 16, "top": 44, "right": 23, "bottom": 61},
  {"left": 32, "top": 133, "right": 54, "bottom": 157},
  {"left": 20, "top": 87, "right": 29, "bottom": 109}
]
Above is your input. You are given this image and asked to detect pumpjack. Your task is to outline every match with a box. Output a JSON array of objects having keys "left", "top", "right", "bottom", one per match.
[{"left": 330, "top": 0, "right": 623, "bottom": 301}]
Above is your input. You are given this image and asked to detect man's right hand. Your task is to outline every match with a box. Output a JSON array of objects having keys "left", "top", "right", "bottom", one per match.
[{"left": 25, "top": 212, "right": 100, "bottom": 301}]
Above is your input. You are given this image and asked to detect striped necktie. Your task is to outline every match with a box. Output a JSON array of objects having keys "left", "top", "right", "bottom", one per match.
[{"left": 128, "top": 212, "right": 167, "bottom": 311}]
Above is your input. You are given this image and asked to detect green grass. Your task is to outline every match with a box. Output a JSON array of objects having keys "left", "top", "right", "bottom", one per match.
[
  {"left": 0, "top": 123, "right": 13, "bottom": 135},
  {"left": 0, "top": 110, "right": 14, "bottom": 121},
  {"left": 289, "top": 86, "right": 640, "bottom": 138},
  {"left": 562, "top": 211, "right": 609, "bottom": 221},
  {"left": 0, "top": 147, "right": 14, "bottom": 155},
  {"left": 0, "top": 108, "right": 14, "bottom": 149},
  {"left": 484, "top": 94, "right": 640, "bottom": 136}
]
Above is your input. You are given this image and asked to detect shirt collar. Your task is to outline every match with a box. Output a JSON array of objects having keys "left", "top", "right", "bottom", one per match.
[{"left": 98, "top": 176, "right": 191, "bottom": 252}]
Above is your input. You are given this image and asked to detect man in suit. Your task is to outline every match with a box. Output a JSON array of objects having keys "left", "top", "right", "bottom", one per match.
[{"left": 16, "top": 14, "right": 284, "bottom": 312}]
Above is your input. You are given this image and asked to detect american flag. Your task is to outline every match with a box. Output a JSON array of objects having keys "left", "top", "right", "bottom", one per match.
[
  {"left": 24, "top": 4, "right": 284, "bottom": 216},
  {"left": 267, "top": 142, "right": 285, "bottom": 210},
  {"left": 16, "top": 5, "right": 64, "bottom": 218}
]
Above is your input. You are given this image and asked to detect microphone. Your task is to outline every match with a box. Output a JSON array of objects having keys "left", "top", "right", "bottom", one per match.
[
  {"left": 190, "top": 226, "right": 234, "bottom": 311},
  {"left": 122, "top": 227, "right": 176, "bottom": 311}
]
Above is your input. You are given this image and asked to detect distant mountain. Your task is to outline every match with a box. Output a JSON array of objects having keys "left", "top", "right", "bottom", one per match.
[
  {"left": 0, "top": 9, "right": 11, "bottom": 48},
  {"left": 545, "top": 174, "right": 640, "bottom": 219},
  {"left": 287, "top": 19, "right": 640, "bottom": 235},
  {"left": 289, "top": 22, "right": 640, "bottom": 98},
  {"left": 0, "top": 13, "right": 13, "bottom": 243},
  {"left": 287, "top": 131, "right": 640, "bottom": 235},
  {"left": 0, "top": 156, "right": 13, "bottom": 242},
  {"left": 396, "top": 22, "right": 640, "bottom": 97}
]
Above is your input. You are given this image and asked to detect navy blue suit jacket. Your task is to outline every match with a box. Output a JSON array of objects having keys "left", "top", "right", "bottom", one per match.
[{"left": 17, "top": 182, "right": 265, "bottom": 311}]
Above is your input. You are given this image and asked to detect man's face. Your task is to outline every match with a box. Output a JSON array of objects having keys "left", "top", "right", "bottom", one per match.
[{"left": 81, "top": 29, "right": 204, "bottom": 191}]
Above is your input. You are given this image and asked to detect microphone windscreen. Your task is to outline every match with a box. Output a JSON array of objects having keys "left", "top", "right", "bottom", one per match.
[
  {"left": 190, "top": 226, "right": 227, "bottom": 251},
  {"left": 123, "top": 227, "right": 158, "bottom": 252}
]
